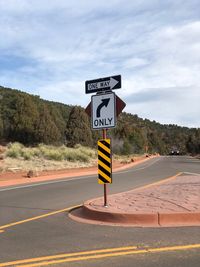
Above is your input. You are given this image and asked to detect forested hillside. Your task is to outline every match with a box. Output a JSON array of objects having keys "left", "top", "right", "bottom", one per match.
[{"left": 0, "top": 86, "right": 199, "bottom": 155}]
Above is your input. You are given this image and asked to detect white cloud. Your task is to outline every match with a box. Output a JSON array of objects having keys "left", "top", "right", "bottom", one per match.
[
  {"left": 0, "top": 0, "right": 200, "bottom": 127},
  {"left": 122, "top": 58, "right": 149, "bottom": 69},
  {"left": 36, "top": 80, "right": 86, "bottom": 106},
  {"left": 122, "top": 86, "right": 200, "bottom": 127}
]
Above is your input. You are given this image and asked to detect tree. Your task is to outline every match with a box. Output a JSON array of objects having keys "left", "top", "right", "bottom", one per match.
[
  {"left": 121, "top": 139, "right": 132, "bottom": 155},
  {"left": 1, "top": 86, "right": 200, "bottom": 155},
  {"left": 47, "top": 104, "right": 66, "bottom": 143},
  {"left": 128, "top": 128, "right": 145, "bottom": 153},
  {"left": 9, "top": 94, "right": 39, "bottom": 144},
  {"left": 0, "top": 114, "right": 3, "bottom": 140},
  {"left": 65, "top": 106, "right": 92, "bottom": 147},
  {"left": 36, "top": 103, "right": 61, "bottom": 144}
]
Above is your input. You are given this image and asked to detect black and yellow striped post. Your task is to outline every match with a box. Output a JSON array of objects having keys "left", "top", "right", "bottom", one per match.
[{"left": 98, "top": 138, "right": 112, "bottom": 184}]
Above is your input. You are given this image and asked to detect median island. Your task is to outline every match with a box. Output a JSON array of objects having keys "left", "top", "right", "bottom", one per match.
[{"left": 69, "top": 173, "right": 200, "bottom": 227}]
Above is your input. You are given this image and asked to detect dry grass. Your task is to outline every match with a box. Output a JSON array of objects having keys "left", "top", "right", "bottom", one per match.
[
  {"left": 2, "top": 157, "right": 97, "bottom": 172},
  {"left": 0, "top": 143, "right": 97, "bottom": 173},
  {"left": 0, "top": 142, "right": 145, "bottom": 173}
]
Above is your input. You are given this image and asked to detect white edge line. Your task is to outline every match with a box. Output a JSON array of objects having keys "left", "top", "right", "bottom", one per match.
[
  {"left": 0, "top": 175, "right": 94, "bottom": 192},
  {"left": 116, "top": 157, "right": 161, "bottom": 174}
]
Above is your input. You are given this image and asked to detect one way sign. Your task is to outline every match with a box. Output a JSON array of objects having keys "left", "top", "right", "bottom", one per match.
[
  {"left": 85, "top": 75, "right": 121, "bottom": 94},
  {"left": 91, "top": 92, "right": 116, "bottom": 129}
]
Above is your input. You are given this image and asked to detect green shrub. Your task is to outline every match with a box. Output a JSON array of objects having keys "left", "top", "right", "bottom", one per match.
[
  {"left": 44, "top": 150, "right": 64, "bottom": 161},
  {"left": 6, "top": 149, "right": 19, "bottom": 158},
  {"left": 62, "top": 149, "right": 78, "bottom": 161},
  {"left": 75, "top": 144, "right": 97, "bottom": 157},
  {"left": 21, "top": 149, "right": 35, "bottom": 160},
  {"left": 5, "top": 143, "right": 95, "bottom": 163},
  {"left": 21, "top": 151, "right": 31, "bottom": 160},
  {"left": 76, "top": 152, "right": 89, "bottom": 162},
  {"left": 62, "top": 148, "right": 90, "bottom": 162},
  {"left": 6, "top": 142, "right": 24, "bottom": 158}
]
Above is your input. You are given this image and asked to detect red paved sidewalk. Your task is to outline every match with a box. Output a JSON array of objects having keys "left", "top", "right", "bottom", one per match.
[{"left": 70, "top": 173, "right": 200, "bottom": 227}]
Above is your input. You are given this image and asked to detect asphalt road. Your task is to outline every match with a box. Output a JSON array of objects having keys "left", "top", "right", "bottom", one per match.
[{"left": 0, "top": 156, "right": 200, "bottom": 267}]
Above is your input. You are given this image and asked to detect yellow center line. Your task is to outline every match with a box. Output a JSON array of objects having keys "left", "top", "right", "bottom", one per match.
[
  {"left": 3, "top": 243, "right": 199, "bottom": 267},
  {"left": 0, "top": 246, "right": 137, "bottom": 267},
  {"left": 0, "top": 205, "right": 82, "bottom": 231}
]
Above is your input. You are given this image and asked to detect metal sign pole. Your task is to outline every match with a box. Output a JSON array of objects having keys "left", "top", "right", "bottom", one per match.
[
  {"left": 85, "top": 74, "right": 124, "bottom": 209},
  {"left": 103, "top": 128, "right": 108, "bottom": 207}
]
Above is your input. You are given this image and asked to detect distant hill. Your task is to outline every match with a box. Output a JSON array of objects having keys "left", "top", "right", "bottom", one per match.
[{"left": 0, "top": 86, "right": 199, "bottom": 155}]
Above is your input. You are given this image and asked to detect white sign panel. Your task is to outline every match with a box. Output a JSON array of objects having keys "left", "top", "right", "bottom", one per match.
[{"left": 91, "top": 92, "right": 116, "bottom": 129}]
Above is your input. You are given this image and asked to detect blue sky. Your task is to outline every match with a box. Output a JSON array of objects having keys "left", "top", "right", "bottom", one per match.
[{"left": 0, "top": 0, "right": 200, "bottom": 128}]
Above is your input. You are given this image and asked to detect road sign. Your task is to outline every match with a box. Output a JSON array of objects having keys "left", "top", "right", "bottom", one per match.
[
  {"left": 91, "top": 92, "right": 116, "bottom": 129},
  {"left": 98, "top": 139, "right": 112, "bottom": 184},
  {"left": 85, "top": 94, "right": 126, "bottom": 118},
  {"left": 116, "top": 95, "right": 126, "bottom": 116},
  {"left": 85, "top": 75, "right": 121, "bottom": 94}
]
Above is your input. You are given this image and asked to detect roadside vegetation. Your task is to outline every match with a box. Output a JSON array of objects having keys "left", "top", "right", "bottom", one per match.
[
  {"left": 0, "top": 143, "right": 146, "bottom": 173},
  {"left": 1, "top": 85, "right": 200, "bottom": 157},
  {"left": 5, "top": 142, "right": 96, "bottom": 162},
  {"left": 0, "top": 143, "right": 98, "bottom": 173}
]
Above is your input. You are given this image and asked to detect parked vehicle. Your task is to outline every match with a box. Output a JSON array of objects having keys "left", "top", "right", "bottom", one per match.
[{"left": 170, "top": 149, "right": 180, "bottom": 155}]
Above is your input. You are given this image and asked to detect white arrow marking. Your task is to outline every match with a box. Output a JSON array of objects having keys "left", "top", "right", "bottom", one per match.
[{"left": 110, "top": 77, "right": 118, "bottom": 89}]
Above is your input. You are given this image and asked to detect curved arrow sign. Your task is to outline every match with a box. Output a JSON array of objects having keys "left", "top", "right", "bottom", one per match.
[
  {"left": 91, "top": 92, "right": 116, "bottom": 129},
  {"left": 96, "top": 98, "right": 110, "bottom": 118}
]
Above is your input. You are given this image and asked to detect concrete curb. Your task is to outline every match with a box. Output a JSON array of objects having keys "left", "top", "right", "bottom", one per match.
[
  {"left": 159, "top": 212, "right": 200, "bottom": 226},
  {"left": 70, "top": 203, "right": 159, "bottom": 227},
  {"left": 69, "top": 203, "right": 200, "bottom": 227}
]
